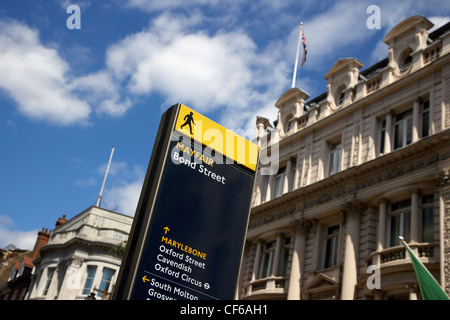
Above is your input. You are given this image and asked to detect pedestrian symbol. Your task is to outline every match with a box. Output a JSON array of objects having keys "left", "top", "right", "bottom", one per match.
[{"left": 180, "top": 112, "right": 196, "bottom": 134}]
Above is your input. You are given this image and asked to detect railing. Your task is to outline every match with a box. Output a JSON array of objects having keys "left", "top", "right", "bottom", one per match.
[
  {"left": 423, "top": 42, "right": 441, "bottom": 64},
  {"left": 380, "top": 246, "right": 406, "bottom": 263},
  {"left": 366, "top": 243, "right": 438, "bottom": 267},
  {"left": 245, "top": 276, "right": 287, "bottom": 297},
  {"left": 366, "top": 75, "right": 382, "bottom": 94}
]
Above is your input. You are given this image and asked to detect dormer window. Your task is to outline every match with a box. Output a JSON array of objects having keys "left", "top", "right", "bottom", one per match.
[
  {"left": 335, "top": 85, "right": 346, "bottom": 106},
  {"left": 399, "top": 48, "right": 413, "bottom": 72},
  {"left": 338, "top": 91, "right": 345, "bottom": 105},
  {"left": 284, "top": 114, "right": 294, "bottom": 134}
]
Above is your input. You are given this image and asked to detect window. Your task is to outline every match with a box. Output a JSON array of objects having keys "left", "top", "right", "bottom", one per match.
[
  {"left": 338, "top": 91, "right": 345, "bottom": 105},
  {"left": 420, "top": 100, "right": 430, "bottom": 138},
  {"left": 272, "top": 167, "right": 286, "bottom": 198},
  {"left": 328, "top": 142, "right": 342, "bottom": 176},
  {"left": 82, "top": 266, "right": 97, "bottom": 296},
  {"left": 322, "top": 226, "right": 339, "bottom": 269},
  {"left": 8, "top": 266, "right": 18, "bottom": 282},
  {"left": 421, "top": 194, "right": 434, "bottom": 243},
  {"left": 97, "top": 268, "right": 115, "bottom": 297},
  {"left": 399, "top": 48, "right": 413, "bottom": 71},
  {"left": 285, "top": 115, "right": 294, "bottom": 134},
  {"left": 393, "top": 110, "right": 412, "bottom": 150},
  {"left": 277, "top": 238, "right": 291, "bottom": 277},
  {"left": 42, "top": 267, "right": 55, "bottom": 296},
  {"left": 387, "top": 199, "right": 411, "bottom": 247},
  {"left": 335, "top": 85, "right": 346, "bottom": 106},
  {"left": 258, "top": 241, "right": 276, "bottom": 279}
]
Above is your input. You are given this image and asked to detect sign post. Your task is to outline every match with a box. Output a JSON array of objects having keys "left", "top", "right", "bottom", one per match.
[{"left": 113, "top": 103, "right": 259, "bottom": 300}]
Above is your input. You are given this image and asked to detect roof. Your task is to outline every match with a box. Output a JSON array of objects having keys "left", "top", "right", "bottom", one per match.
[
  {"left": 303, "top": 16, "right": 448, "bottom": 107},
  {"left": 384, "top": 15, "right": 434, "bottom": 44}
]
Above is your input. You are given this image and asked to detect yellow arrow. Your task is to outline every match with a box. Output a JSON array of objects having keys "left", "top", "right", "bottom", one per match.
[
  {"left": 142, "top": 275, "right": 149, "bottom": 283},
  {"left": 164, "top": 226, "right": 170, "bottom": 234}
]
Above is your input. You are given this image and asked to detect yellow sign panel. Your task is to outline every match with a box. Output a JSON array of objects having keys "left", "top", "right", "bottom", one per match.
[{"left": 174, "top": 104, "right": 259, "bottom": 171}]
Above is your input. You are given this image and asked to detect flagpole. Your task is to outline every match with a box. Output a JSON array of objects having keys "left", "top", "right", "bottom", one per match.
[
  {"left": 399, "top": 236, "right": 449, "bottom": 300},
  {"left": 96, "top": 146, "right": 115, "bottom": 207},
  {"left": 291, "top": 21, "right": 303, "bottom": 89},
  {"left": 399, "top": 235, "right": 431, "bottom": 276}
]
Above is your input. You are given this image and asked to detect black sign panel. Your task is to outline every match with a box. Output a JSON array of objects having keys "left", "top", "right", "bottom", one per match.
[{"left": 113, "top": 104, "right": 258, "bottom": 300}]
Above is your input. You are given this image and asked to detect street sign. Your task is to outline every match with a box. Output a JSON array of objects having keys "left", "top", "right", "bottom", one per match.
[{"left": 113, "top": 103, "right": 259, "bottom": 300}]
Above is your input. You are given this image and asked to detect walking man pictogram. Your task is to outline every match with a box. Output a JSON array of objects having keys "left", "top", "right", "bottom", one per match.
[{"left": 180, "top": 112, "right": 196, "bottom": 134}]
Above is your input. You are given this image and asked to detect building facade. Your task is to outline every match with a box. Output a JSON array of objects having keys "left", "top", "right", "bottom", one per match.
[
  {"left": 0, "top": 228, "right": 51, "bottom": 300},
  {"left": 27, "top": 206, "right": 132, "bottom": 300},
  {"left": 238, "top": 16, "right": 450, "bottom": 300},
  {"left": 0, "top": 246, "right": 33, "bottom": 300}
]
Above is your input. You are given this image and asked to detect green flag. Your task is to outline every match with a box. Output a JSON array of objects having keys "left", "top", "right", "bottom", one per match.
[{"left": 400, "top": 237, "right": 449, "bottom": 300}]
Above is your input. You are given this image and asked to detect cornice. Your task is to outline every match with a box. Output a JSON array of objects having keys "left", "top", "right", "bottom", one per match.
[
  {"left": 251, "top": 128, "right": 450, "bottom": 220},
  {"left": 266, "top": 50, "right": 450, "bottom": 151}
]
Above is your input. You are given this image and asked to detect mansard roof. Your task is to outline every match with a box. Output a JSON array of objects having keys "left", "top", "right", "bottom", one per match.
[{"left": 324, "top": 57, "right": 364, "bottom": 80}]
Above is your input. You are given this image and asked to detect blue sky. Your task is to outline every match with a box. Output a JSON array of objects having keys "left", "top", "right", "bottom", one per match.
[{"left": 1, "top": 0, "right": 449, "bottom": 250}]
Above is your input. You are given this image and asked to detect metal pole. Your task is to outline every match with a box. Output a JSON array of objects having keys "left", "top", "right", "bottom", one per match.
[
  {"left": 96, "top": 146, "right": 115, "bottom": 207},
  {"left": 291, "top": 21, "right": 303, "bottom": 88}
]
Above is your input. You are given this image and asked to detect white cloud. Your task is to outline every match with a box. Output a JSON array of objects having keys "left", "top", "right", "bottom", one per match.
[
  {"left": 0, "top": 19, "right": 91, "bottom": 125},
  {"left": 69, "top": 71, "right": 132, "bottom": 117},
  {"left": 96, "top": 161, "right": 145, "bottom": 216},
  {"left": 0, "top": 18, "right": 133, "bottom": 125},
  {"left": 102, "top": 180, "right": 143, "bottom": 217},
  {"left": 124, "top": 0, "right": 220, "bottom": 12},
  {"left": 0, "top": 214, "right": 38, "bottom": 250},
  {"left": 105, "top": 12, "right": 289, "bottom": 131},
  {"left": 297, "top": 1, "right": 375, "bottom": 69}
]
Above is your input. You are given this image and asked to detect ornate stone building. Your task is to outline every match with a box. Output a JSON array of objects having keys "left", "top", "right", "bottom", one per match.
[
  {"left": 238, "top": 16, "right": 450, "bottom": 300},
  {"left": 27, "top": 206, "right": 132, "bottom": 300}
]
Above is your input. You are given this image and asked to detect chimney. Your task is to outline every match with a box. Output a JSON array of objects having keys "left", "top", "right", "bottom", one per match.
[
  {"left": 31, "top": 228, "right": 50, "bottom": 260},
  {"left": 56, "top": 214, "right": 68, "bottom": 227}
]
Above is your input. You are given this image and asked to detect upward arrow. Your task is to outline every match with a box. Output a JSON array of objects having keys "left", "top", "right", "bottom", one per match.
[{"left": 164, "top": 226, "right": 170, "bottom": 234}]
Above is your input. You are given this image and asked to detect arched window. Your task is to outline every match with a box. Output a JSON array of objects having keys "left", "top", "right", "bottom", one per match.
[
  {"left": 334, "top": 85, "right": 346, "bottom": 106},
  {"left": 399, "top": 48, "right": 413, "bottom": 72},
  {"left": 284, "top": 114, "right": 294, "bottom": 134}
]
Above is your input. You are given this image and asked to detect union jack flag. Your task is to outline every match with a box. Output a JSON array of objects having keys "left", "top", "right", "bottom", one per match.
[{"left": 301, "top": 30, "right": 307, "bottom": 67}]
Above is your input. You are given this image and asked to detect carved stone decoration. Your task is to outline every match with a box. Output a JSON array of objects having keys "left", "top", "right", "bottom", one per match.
[
  {"left": 342, "top": 200, "right": 366, "bottom": 222},
  {"left": 444, "top": 78, "right": 450, "bottom": 129},
  {"left": 352, "top": 126, "right": 360, "bottom": 167},
  {"left": 442, "top": 189, "right": 450, "bottom": 295},
  {"left": 71, "top": 255, "right": 84, "bottom": 268},
  {"left": 290, "top": 218, "right": 312, "bottom": 236}
]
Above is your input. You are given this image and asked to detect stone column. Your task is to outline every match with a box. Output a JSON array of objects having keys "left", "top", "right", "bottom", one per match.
[
  {"left": 57, "top": 256, "right": 84, "bottom": 300},
  {"left": 283, "top": 159, "right": 293, "bottom": 194},
  {"left": 384, "top": 111, "right": 393, "bottom": 154},
  {"left": 287, "top": 220, "right": 310, "bottom": 300},
  {"left": 265, "top": 175, "right": 274, "bottom": 202},
  {"left": 251, "top": 240, "right": 263, "bottom": 282},
  {"left": 410, "top": 188, "right": 420, "bottom": 243},
  {"left": 341, "top": 202, "right": 364, "bottom": 300},
  {"left": 412, "top": 100, "right": 420, "bottom": 143},
  {"left": 408, "top": 283, "right": 418, "bottom": 300},
  {"left": 257, "top": 175, "right": 266, "bottom": 205},
  {"left": 271, "top": 233, "right": 283, "bottom": 277},
  {"left": 377, "top": 199, "right": 386, "bottom": 249}
]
